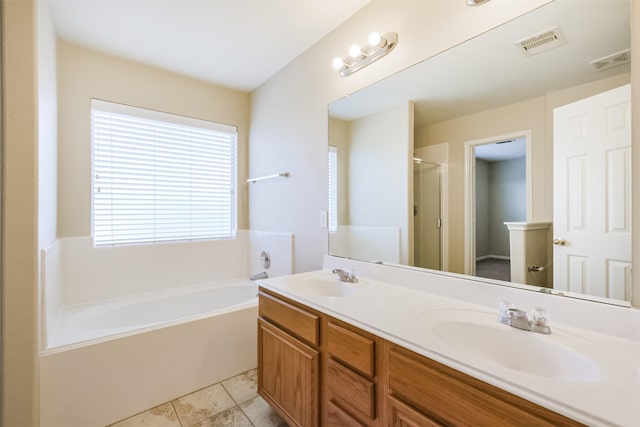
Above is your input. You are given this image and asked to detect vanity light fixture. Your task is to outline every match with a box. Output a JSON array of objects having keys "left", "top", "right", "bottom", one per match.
[{"left": 332, "top": 31, "right": 398, "bottom": 77}]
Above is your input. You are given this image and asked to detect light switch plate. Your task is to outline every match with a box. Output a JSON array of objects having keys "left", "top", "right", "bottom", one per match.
[{"left": 319, "top": 210, "right": 328, "bottom": 228}]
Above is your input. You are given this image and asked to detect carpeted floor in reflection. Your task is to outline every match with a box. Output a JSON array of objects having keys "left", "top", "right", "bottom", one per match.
[{"left": 476, "top": 258, "right": 511, "bottom": 282}]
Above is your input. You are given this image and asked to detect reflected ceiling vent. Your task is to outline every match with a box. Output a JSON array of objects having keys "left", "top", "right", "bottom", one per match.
[
  {"left": 515, "top": 26, "right": 565, "bottom": 55},
  {"left": 589, "top": 49, "right": 631, "bottom": 71}
]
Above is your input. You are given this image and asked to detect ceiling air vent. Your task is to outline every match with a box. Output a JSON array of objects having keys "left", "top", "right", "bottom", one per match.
[
  {"left": 515, "top": 26, "right": 565, "bottom": 55},
  {"left": 589, "top": 49, "right": 631, "bottom": 71}
]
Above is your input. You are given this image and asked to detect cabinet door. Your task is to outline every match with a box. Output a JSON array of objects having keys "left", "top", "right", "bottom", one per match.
[
  {"left": 258, "top": 319, "right": 319, "bottom": 427},
  {"left": 388, "top": 396, "right": 443, "bottom": 427},
  {"left": 387, "top": 344, "right": 584, "bottom": 426}
]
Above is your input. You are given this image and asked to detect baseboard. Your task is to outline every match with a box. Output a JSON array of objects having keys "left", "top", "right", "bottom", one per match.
[{"left": 476, "top": 255, "right": 510, "bottom": 262}]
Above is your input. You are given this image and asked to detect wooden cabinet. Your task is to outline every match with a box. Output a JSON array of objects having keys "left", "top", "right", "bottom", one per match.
[
  {"left": 326, "top": 321, "right": 375, "bottom": 377},
  {"left": 387, "top": 343, "right": 584, "bottom": 427},
  {"left": 324, "top": 320, "right": 382, "bottom": 426},
  {"left": 259, "top": 291, "right": 319, "bottom": 347},
  {"left": 258, "top": 289, "right": 383, "bottom": 427},
  {"left": 258, "top": 291, "right": 320, "bottom": 427},
  {"left": 388, "top": 395, "right": 443, "bottom": 427},
  {"left": 258, "top": 288, "right": 584, "bottom": 427}
]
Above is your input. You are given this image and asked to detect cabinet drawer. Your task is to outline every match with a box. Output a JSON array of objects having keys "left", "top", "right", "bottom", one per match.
[
  {"left": 388, "top": 345, "right": 583, "bottom": 427},
  {"left": 388, "top": 395, "right": 443, "bottom": 427},
  {"left": 327, "top": 401, "right": 364, "bottom": 427},
  {"left": 327, "top": 359, "right": 375, "bottom": 420},
  {"left": 259, "top": 291, "right": 319, "bottom": 346},
  {"left": 327, "top": 321, "right": 375, "bottom": 377}
]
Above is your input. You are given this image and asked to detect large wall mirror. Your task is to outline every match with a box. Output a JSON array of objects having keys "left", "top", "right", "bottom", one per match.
[{"left": 328, "top": 0, "right": 632, "bottom": 305}]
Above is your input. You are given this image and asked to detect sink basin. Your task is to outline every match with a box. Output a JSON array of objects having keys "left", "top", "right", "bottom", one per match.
[
  {"left": 422, "top": 309, "right": 601, "bottom": 382},
  {"left": 285, "top": 277, "right": 357, "bottom": 298}
]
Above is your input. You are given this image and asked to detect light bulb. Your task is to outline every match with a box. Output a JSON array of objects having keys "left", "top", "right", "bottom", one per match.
[
  {"left": 332, "top": 57, "right": 344, "bottom": 70},
  {"left": 349, "top": 44, "right": 362, "bottom": 58},
  {"left": 368, "top": 32, "right": 382, "bottom": 47}
]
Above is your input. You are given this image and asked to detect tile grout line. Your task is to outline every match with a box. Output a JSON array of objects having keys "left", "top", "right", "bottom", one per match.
[
  {"left": 110, "top": 369, "right": 271, "bottom": 427},
  {"left": 220, "top": 380, "right": 257, "bottom": 427},
  {"left": 171, "top": 401, "right": 184, "bottom": 427}
]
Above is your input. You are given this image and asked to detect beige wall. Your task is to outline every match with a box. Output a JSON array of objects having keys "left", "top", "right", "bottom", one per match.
[
  {"left": 414, "top": 74, "right": 630, "bottom": 275},
  {"left": 2, "top": 0, "right": 41, "bottom": 424},
  {"left": 633, "top": 0, "right": 639, "bottom": 306},
  {"left": 348, "top": 103, "right": 413, "bottom": 264},
  {"left": 57, "top": 40, "right": 250, "bottom": 237},
  {"left": 328, "top": 118, "right": 350, "bottom": 225}
]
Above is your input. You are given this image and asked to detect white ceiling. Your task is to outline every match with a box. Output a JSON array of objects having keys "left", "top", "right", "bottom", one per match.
[
  {"left": 48, "top": 0, "right": 371, "bottom": 92},
  {"left": 475, "top": 137, "right": 526, "bottom": 162}
]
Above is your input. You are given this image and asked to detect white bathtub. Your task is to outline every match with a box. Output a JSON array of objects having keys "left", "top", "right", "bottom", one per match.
[
  {"left": 49, "top": 280, "right": 258, "bottom": 348},
  {"left": 41, "top": 280, "right": 259, "bottom": 427}
]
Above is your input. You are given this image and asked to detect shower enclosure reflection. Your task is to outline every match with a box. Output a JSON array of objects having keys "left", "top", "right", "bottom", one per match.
[{"left": 413, "top": 158, "right": 441, "bottom": 271}]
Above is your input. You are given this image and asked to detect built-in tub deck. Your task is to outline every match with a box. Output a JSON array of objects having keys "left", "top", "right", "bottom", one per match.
[
  {"left": 49, "top": 280, "right": 257, "bottom": 348},
  {"left": 41, "top": 280, "right": 258, "bottom": 427}
]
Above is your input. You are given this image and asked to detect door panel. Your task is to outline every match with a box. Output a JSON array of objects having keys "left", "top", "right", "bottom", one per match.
[{"left": 553, "top": 84, "right": 631, "bottom": 299}]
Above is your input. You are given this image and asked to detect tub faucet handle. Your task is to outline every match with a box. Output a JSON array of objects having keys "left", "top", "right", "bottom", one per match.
[{"left": 260, "top": 251, "right": 271, "bottom": 269}]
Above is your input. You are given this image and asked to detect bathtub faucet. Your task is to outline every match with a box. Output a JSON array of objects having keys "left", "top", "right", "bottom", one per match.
[{"left": 249, "top": 271, "right": 269, "bottom": 281}]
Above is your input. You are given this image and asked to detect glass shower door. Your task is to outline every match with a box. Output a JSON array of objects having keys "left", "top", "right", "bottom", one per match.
[{"left": 413, "top": 159, "right": 441, "bottom": 270}]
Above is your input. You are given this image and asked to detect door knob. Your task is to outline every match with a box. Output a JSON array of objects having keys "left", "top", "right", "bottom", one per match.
[{"left": 553, "top": 238, "right": 566, "bottom": 246}]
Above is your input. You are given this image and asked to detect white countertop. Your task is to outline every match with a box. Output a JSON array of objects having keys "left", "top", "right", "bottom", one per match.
[{"left": 258, "top": 268, "right": 640, "bottom": 427}]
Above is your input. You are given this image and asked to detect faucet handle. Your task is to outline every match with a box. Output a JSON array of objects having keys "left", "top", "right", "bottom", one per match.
[
  {"left": 531, "top": 307, "right": 549, "bottom": 326},
  {"left": 499, "top": 300, "right": 513, "bottom": 315},
  {"left": 497, "top": 302, "right": 551, "bottom": 334},
  {"left": 499, "top": 301, "right": 528, "bottom": 318},
  {"left": 530, "top": 307, "right": 551, "bottom": 334}
]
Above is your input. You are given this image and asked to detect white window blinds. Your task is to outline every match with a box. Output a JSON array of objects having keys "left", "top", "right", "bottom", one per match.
[
  {"left": 328, "top": 146, "right": 338, "bottom": 233},
  {"left": 91, "top": 99, "right": 237, "bottom": 246}
]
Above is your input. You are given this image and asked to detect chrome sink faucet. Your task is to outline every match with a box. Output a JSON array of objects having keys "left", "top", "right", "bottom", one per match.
[
  {"left": 498, "top": 302, "right": 551, "bottom": 334},
  {"left": 332, "top": 268, "right": 358, "bottom": 283}
]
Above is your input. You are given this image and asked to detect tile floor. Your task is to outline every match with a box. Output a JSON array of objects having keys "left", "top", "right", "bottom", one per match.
[{"left": 109, "top": 369, "right": 287, "bottom": 427}]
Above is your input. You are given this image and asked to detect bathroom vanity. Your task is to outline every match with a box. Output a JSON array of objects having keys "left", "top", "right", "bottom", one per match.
[
  {"left": 257, "top": 260, "right": 640, "bottom": 427},
  {"left": 258, "top": 287, "right": 582, "bottom": 426}
]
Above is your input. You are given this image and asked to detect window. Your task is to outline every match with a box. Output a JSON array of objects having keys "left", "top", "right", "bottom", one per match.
[
  {"left": 91, "top": 99, "right": 237, "bottom": 246},
  {"left": 328, "top": 146, "right": 338, "bottom": 233}
]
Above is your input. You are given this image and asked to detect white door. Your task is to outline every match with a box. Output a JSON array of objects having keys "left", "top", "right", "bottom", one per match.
[{"left": 553, "top": 84, "right": 632, "bottom": 300}]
